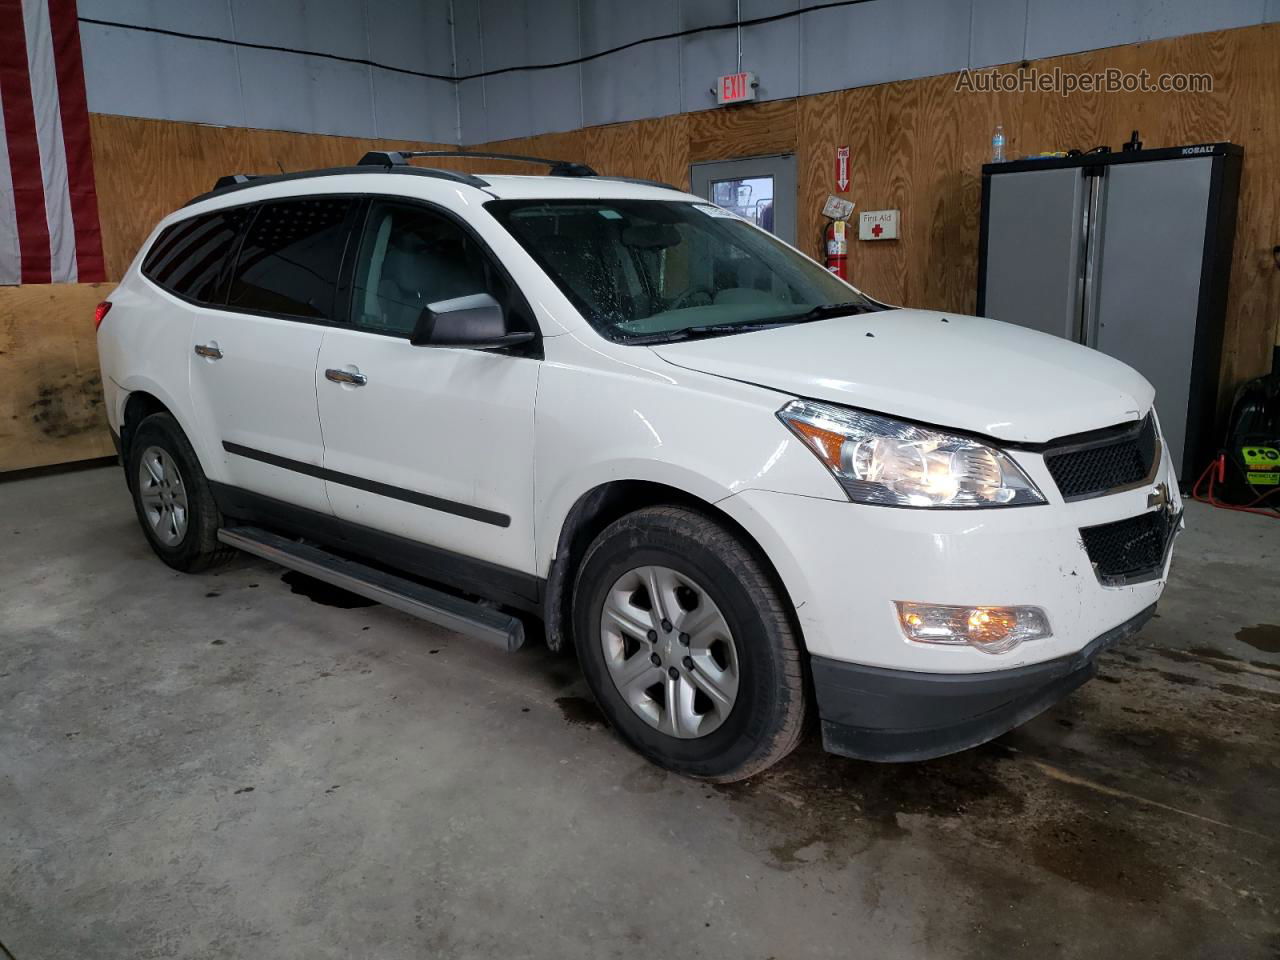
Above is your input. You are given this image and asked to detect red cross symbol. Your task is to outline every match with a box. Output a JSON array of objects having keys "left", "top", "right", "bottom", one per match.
[{"left": 871, "top": 223, "right": 884, "bottom": 238}]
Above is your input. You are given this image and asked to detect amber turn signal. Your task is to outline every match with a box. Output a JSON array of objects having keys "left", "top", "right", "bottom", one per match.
[{"left": 895, "top": 601, "right": 1051, "bottom": 655}]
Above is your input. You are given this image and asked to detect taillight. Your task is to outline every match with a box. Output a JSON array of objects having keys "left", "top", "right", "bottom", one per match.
[{"left": 94, "top": 301, "right": 112, "bottom": 330}]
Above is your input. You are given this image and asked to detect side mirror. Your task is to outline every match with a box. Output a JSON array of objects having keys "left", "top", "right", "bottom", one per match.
[{"left": 410, "top": 293, "right": 535, "bottom": 349}]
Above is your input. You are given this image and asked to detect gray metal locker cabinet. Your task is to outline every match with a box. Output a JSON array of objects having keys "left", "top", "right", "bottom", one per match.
[
  {"left": 1090, "top": 157, "right": 1214, "bottom": 483},
  {"left": 977, "top": 143, "right": 1243, "bottom": 484},
  {"left": 980, "top": 168, "right": 1085, "bottom": 341}
]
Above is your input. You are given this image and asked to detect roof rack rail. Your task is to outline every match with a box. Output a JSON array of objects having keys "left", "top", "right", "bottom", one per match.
[
  {"left": 190, "top": 164, "right": 490, "bottom": 206},
  {"left": 191, "top": 151, "right": 680, "bottom": 209},
  {"left": 359, "top": 149, "right": 598, "bottom": 178},
  {"left": 213, "top": 173, "right": 262, "bottom": 190}
]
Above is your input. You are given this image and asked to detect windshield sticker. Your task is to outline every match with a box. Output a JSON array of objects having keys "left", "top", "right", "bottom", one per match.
[
  {"left": 691, "top": 203, "right": 742, "bottom": 220},
  {"left": 598, "top": 209, "right": 623, "bottom": 219}
]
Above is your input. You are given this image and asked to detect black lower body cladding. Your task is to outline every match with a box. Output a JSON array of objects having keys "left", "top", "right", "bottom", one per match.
[{"left": 811, "top": 605, "right": 1157, "bottom": 762}]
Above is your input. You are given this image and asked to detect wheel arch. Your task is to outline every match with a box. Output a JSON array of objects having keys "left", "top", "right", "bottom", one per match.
[
  {"left": 542, "top": 479, "right": 805, "bottom": 656},
  {"left": 120, "top": 390, "right": 170, "bottom": 465},
  {"left": 117, "top": 380, "right": 219, "bottom": 484}
]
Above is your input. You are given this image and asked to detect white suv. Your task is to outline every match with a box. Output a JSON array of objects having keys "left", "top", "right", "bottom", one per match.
[{"left": 96, "top": 151, "right": 1181, "bottom": 781}]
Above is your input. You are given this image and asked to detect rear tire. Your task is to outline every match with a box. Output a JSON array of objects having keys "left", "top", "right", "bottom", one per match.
[
  {"left": 573, "top": 505, "right": 806, "bottom": 782},
  {"left": 127, "top": 412, "right": 234, "bottom": 573}
]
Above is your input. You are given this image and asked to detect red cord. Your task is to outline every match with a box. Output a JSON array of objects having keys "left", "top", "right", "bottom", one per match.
[{"left": 1190, "top": 453, "right": 1280, "bottom": 519}]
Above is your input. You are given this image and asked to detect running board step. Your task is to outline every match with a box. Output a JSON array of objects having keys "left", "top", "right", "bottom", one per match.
[{"left": 217, "top": 525, "right": 524, "bottom": 651}]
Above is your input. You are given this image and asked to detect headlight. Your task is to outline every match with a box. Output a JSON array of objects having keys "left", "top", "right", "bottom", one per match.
[{"left": 778, "top": 399, "right": 1045, "bottom": 507}]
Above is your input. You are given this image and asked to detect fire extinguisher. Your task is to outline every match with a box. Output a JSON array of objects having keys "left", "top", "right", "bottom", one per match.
[{"left": 825, "top": 219, "right": 848, "bottom": 280}]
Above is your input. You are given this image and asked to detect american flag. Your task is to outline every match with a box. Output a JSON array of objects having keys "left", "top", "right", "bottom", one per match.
[{"left": 0, "top": 0, "right": 104, "bottom": 284}]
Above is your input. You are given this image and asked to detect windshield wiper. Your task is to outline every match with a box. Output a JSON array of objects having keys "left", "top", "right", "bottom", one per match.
[
  {"left": 621, "top": 301, "right": 877, "bottom": 345},
  {"left": 624, "top": 322, "right": 790, "bottom": 345},
  {"left": 770, "top": 300, "right": 876, "bottom": 324}
]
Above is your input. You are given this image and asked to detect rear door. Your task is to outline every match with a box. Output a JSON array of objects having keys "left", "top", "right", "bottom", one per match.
[
  {"left": 188, "top": 196, "right": 357, "bottom": 514},
  {"left": 314, "top": 198, "right": 540, "bottom": 578}
]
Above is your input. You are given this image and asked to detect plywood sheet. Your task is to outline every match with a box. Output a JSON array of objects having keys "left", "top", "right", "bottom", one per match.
[
  {"left": 0, "top": 284, "right": 114, "bottom": 472},
  {"left": 89, "top": 114, "right": 453, "bottom": 281}
]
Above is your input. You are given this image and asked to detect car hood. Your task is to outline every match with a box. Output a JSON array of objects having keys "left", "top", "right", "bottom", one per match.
[{"left": 647, "top": 308, "right": 1154, "bottom": 443}]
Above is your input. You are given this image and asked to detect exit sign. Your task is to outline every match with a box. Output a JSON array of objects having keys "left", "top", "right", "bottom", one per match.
[{"left": 716, "top": 71, "right": 757, "bottom": 105}]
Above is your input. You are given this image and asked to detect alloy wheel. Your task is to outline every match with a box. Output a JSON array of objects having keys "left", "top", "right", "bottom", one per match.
[
  {"left": 599, "top": 565, "right": 740, "bottom": 739},
  {"left": 138, "top": 445, "right": 189, "bottom": 547}
]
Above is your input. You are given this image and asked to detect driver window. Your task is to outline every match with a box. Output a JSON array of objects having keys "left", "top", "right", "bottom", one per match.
[{"left": 351, "top": 202, "right": 490, "bottom": 336}]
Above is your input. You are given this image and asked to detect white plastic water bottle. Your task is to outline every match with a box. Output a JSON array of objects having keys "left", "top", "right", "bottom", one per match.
[{"left": 992, "top": 124, "right": 1006, "bottom": 163}]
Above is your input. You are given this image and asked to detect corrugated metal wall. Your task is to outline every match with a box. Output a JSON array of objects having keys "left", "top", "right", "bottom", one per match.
[
  {"left": 456, "top": 0, "right": 1277, "bottom": 144},
  {"left": 78, "top": 0, "right": 459, "bottom": 142},
  {"left": 75, "top": 0, "right": 1279, "bottom": 145}
]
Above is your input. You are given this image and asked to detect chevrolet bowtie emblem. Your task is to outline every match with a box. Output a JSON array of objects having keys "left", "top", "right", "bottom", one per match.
[{"left": 1148, "top": 482, "right": 1172, "bottom": 512}]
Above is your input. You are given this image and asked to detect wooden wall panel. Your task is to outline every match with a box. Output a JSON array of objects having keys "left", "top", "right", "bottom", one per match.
[
  {"left": 90, "top": 115, "right": 451, "bottom": 281},
  {"left": 685, "top": 98, "right": 798, "bottom": 166},
  {"left": 0, "top": 283, "right": 113, "bottom": 471},
  {"left": 478, "top": 23, "right": 1280, "bottom": 407},
  {"left": 459, "top": 114, "right": 693, "bottom": 188}
]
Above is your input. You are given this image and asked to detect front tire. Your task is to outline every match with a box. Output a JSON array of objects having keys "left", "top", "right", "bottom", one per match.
[
  {"left": 573, "top": 506, "right": 806, "bottom": 782},
  {"left": 127, "top": 412, "right": 233, "bottom": 573}
]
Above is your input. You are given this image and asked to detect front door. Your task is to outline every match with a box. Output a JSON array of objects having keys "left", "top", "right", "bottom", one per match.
[
  {"left": 189, "top": 196, "right": 357, "bottom": 515},
  {"left": 315, "top": 199, "right": 540, "bottom": 579},
  {"left": 690, "top": 154, "right": 798, "bottom": 246}
]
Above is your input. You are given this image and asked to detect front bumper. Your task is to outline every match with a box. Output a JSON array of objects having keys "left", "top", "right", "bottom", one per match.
[
  {"left": 721, "top": 443, "right": 1179, "bottom": 673},
  {"left": 715, "top": 432, "right": 1179, "bottom": 760},
  {"left": 811, "top": 604, "right": 1155, "bottom": 761}
]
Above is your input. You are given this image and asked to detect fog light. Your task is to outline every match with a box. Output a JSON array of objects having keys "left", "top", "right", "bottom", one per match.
[{"left": 895, "top": 602, "right": 1051, "bottom": 654}]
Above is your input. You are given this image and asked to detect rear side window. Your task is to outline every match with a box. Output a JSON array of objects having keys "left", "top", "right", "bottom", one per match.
[
  {"left": 142, "top": 208, "right": 251, "bottom": 304},
  {"left": 226, "top": 198, "right": 354, "bottom": 319}
]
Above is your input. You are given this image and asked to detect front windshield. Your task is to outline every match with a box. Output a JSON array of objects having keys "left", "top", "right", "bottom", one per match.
[{"left": 485, "top": 199, "right": 882, "bottom": 343}]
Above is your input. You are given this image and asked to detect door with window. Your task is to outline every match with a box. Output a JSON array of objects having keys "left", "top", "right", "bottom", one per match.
[
  {"left": 188, "top": 196, "right": 356, "bottom": 515},
  {"left": 690, "top": 155, "right": 797, "bottom": 246},
  {"left": 315, "top": 199, "right": 540, "bottom": 576}
]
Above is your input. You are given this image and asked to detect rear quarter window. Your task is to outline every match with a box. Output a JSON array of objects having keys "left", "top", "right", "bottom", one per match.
[
  {"left": 142, "top": 207, "right": 252, "bottom": 304},
  {"left": 225, "top": 197, "right": 355, "bottom": 320}
]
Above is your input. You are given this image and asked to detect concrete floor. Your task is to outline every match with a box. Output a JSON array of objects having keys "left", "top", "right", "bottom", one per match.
[{"left": 1, "top": 466, "right": 1277, "bottom": 959}]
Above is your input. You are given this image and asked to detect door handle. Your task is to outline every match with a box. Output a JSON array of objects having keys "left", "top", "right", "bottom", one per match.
[
  {"left": 325, "top": 368, "right": 367, "bottom": 386},
  {"left": 194, "top": 343, "right": 222, "bottom": 360}
]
